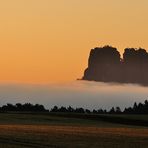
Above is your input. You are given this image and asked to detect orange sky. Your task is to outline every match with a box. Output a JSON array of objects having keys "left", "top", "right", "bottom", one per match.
[{"left": 0, "top": 0, "right": 148, "bottom": 84}]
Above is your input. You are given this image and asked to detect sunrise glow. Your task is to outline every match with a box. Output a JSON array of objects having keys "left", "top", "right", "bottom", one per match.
[{"left": 0, "top": 0, "right": 148, "bottom": 83}]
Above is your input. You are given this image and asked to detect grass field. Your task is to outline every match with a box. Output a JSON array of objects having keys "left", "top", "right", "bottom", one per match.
[{"left": 0, "top": 113, "right": 148, "bottom": 148}]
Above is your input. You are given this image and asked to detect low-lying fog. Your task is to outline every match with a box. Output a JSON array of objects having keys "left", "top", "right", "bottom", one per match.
[{"left": 0, "top": 81, "right": 148, "bottom": 110}]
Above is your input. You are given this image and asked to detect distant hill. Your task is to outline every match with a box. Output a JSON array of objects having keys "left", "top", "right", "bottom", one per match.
[{"left": 82, "top": 45, "right": 148, "bottom": 85}]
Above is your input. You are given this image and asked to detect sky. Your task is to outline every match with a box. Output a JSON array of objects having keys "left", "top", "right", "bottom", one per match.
[{"left": 0, "top": 0, "right": 148, "bottom": 84}]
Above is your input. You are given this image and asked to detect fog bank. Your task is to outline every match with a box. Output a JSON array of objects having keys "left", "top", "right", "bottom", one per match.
[{"left": 0, "top": 81, "right": 147, "bottom": 110}]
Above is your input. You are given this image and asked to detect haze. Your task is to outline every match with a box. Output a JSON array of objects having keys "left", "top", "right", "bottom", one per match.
[{"left": 0, "top": 81, "right": 147, "bottom": 110}]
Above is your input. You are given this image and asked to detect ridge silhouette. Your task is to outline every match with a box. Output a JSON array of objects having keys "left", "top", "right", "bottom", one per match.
[{"left": 82, "top": 45, "right": 148, "bottom": 85}]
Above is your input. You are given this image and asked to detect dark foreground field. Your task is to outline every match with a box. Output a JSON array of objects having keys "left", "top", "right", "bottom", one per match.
[{"left": 0, "top": 113, "right": 148, "bottom": 148}]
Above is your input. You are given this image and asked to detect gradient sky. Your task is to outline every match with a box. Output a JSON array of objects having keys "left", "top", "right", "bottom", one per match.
[{"left": 0, "top": 0, "right": 148, "bottom": 84}]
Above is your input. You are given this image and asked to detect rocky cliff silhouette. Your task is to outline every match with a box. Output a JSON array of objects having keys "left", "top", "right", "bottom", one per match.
[{"left": 82, "top": 45, "right": 148, "bottom": 85}]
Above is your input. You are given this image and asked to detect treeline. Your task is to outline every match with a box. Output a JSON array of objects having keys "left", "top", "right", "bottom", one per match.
[
  {"left": 50, "top": 100, "right": 148, "bottom": 114},
  {"left": 0, "top": 103, "right": 49, "bottom": 112},
  {"left": 0, "top": 100, "right": 148, "bottom": 114}
]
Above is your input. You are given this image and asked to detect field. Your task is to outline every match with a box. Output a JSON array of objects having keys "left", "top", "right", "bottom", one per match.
[{"left": 0, "top": 113, "right": 148, "bottom": 148}]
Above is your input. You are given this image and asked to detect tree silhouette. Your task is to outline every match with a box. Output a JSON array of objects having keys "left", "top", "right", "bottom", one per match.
[{"left": 0, "top": 103, "right": 48, "bottom": 112}]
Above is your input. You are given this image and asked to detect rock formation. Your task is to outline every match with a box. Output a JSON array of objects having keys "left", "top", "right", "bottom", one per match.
[{"left": 82, "top": 45, "right": 148, "bottom": 85}]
